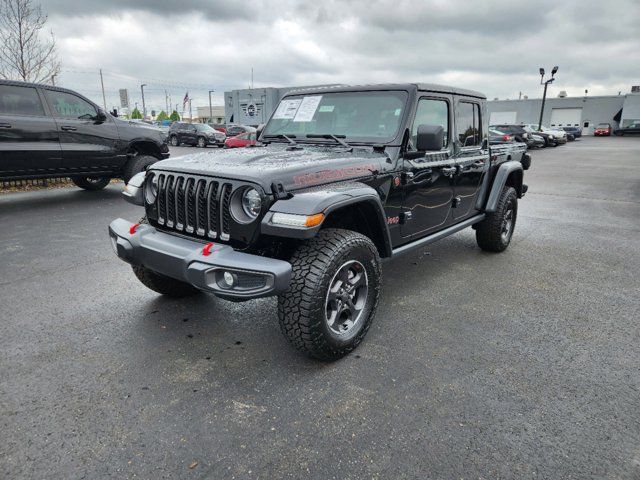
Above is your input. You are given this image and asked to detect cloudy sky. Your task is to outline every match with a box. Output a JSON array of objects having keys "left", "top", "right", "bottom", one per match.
[{"left": 39, "top": 0, "right": 640, "bottom": 114}]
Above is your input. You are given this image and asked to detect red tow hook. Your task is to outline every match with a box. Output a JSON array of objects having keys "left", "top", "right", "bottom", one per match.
[
  {"left": 202, "top": 242, "right": 215, "bottom": 256},
  {"left": 129, "top": 223, "right": 141, "bottom": 235}
]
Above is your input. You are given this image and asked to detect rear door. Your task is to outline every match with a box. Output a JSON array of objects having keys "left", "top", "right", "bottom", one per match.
[
  {"left": 0, "top": 83, "right": 61, "bottom": 178},
  {"left": 452, "top": 98, "right": 487, "bottom": 219},
  {"left": 43, "top": 88, "right": 124, "bottom": 173},
  {"left": 400, "top": 95, "right": 455, "bottom": 237}
]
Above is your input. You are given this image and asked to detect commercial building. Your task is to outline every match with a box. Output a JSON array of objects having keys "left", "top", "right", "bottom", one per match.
[
  {"left": 224, "top": 85, "right": 340, "bottom": 126},
  {"left": 488, "top": 91, "right": 640, "bottom": 135},
  {"left": 196, "top": 106, "right": 226, "bottom": 124}
]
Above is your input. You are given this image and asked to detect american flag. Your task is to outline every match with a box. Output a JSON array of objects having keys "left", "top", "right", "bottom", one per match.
[{"left": 182, "top": 92, "right": 189, "bottom": 109}]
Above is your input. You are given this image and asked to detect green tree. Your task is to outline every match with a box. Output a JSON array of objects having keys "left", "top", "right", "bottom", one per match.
[
  {"left": 169, "top": 110, "right": 180, "bottom": 121},
  {"left": 156, "top": 110, "right": 168, "bottom": 122},
  {"left": 130, "top": 107, "right": 142, "bottom": 119}
]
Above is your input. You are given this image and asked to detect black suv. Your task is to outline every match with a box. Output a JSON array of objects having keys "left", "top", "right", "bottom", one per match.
[
  {"left": 0, "top": 80, "right": 169, "bottom": 190},
  {"left": 168, "top": 122, "right": 226, "bottom": 148},
  {"left": 110, "top": 83, "right": 527, "bottom": 360}
]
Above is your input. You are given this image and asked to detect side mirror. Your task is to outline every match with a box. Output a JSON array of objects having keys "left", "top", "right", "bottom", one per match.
[
  {"left": 416, "top": 124, "right": 444, "bottom": 151},
  {"left": 95, "top": 109, "right": 107, "bottom": 124}
]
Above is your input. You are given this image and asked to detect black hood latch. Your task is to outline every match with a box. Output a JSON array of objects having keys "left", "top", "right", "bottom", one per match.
[{"left": 271, "top": 182, "right": 292, "bottom": 200}]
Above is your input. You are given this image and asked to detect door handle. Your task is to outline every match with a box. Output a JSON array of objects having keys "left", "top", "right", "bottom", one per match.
[
  {"left": 473, "top": 160, "right": 485, "bottom": 166},
  {"left": 61, "top": 125, "right": 77, "bottom": 131},
  {"left": 442, "top": 166, "right": 457, "bottom": 177},
  {"left": 0, "top": 123, "right": 11, "bottom": 129}
]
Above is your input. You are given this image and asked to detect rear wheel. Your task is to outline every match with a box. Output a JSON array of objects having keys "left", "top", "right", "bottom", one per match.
[
  {"left": 72, "top": 177, "right": 110, "bottom": 191},
  {"left": 169, "top": 135, "right": 179, "bottom": 146},
  {"left": 278, "top": 229, "right": 381, "bottom": 360},
  {"left": 197, "top": 136, "right": 207, "bottom": 148},
  {"left": 123, "top": 154, "right": 157, "bottom": 183},
  {"left": 476, "top": 186, "right": 517, "bottom": 252}
]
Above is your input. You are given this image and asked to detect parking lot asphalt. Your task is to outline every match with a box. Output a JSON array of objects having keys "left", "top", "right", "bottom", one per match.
[{"left": 1, "top": 137, "right": 639, "bottom": 479}]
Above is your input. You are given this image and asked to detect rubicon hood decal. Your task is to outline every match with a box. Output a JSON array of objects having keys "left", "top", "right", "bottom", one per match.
[{"left": 150, "top": 145, "right": 386, "bottom": 193}]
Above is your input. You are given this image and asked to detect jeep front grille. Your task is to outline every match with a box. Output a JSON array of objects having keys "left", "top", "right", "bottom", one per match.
[{"left": 155, "top": 173, "right": 232, "bottom": 241}]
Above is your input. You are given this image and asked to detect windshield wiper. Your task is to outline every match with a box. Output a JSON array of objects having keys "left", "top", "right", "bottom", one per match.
[
  {"left": 306, "top": 134, "right": 351, "bottom": 149},
  {"left": 262, "top": 134, "right": 297, "bottom": 145}
]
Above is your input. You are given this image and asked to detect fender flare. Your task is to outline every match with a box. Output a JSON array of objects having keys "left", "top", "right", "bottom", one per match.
[
  {"left": 261, "top": 183, "right": 393, "bottom": 257},
  {"left": 484, "top": 161, "right": 523, "bottom": 213}
]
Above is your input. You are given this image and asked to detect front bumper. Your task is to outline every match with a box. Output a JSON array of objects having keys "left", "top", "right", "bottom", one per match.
[{"left": 108, "top": 218, "right": 292, "bottom": 301}]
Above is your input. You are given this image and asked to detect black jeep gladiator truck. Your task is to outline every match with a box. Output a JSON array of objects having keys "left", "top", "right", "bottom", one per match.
[
  {"left": 0, "top": 80, "right": 169, "bottom": 190},
  {"left": 109, "top": 83, "right": 527, "bottom": 360}
]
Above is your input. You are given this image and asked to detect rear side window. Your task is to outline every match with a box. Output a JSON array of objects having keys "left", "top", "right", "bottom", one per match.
[
  {"left": 456, "top": 101, "right": 481, "bottom": 147},
  {"left": 411, "top": 98, "right": 449, "bottom": 149},
  {"left": 45, "top": 90, "right": 96, "bottom": 119},
  {"left": 0, "top": 85, "right": 45, "bottom": 116}
]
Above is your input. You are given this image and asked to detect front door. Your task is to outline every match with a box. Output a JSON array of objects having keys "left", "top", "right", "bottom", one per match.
[
  {"left": 400, "top": 96, "right": 455, "bottom": 238},
  {"left": 452, "top": 98, "right": 487, "bottom": 219},
  {"left": 0, "top": 84, "right": 61, "bottom": 177},
  {"left": 44, "top": 88, "right": 124, "bottom": 174}
]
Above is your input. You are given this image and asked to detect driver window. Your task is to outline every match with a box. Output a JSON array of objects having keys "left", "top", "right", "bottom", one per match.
[
  {"left": 45, "top": 90, "right": 97, "bottom": 119},
  {"left": 411, "top": 98, "right": 449, "bottom": 149}
]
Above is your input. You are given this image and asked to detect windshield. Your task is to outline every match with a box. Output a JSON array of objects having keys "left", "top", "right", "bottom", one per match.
[
  {"left": 195, "top": 124, "right": 215, "bottom": 132},
  {"left": 263, "top": 90, "right": 408, "bottom": 143}
]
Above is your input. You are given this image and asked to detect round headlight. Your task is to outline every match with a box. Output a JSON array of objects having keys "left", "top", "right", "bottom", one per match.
[
  {"left": 241, "top": 188, "right": 262, "bottom": 219},
  {"left": 145, "top": 173, "right": 158, "bottom": 204}
]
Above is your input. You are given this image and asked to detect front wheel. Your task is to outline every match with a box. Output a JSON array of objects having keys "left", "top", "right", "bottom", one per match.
[
  {"left": 278, "top": 229, "right": 381, "bottom": 360},
  {"left": 72, "top": 176, "right": 110, "bottom": 191},
  {"left": 476, "top": 186, "right": 517, "bottom": 252},
  {"left": 169, "top": 135, "right": 179, "bottom": 146}
]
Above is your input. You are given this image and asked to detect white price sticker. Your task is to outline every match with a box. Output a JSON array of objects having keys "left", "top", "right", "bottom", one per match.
[
  {"left": 273, "top": 99, "right": 302, "bottom": 119},
  {"left": 293, "top": 95, "right": 323, "bottom": 122}
]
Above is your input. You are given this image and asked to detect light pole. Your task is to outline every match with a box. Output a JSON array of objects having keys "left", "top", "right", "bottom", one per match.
[
  {"left": 140, "top": 84, "right": 147, "bottom": 120},
  {"left": 208, "top": 90, "right": 214, "bottom": 124},
  {"left": 538, "top": 66, "right": 558, "bottom": 131}
]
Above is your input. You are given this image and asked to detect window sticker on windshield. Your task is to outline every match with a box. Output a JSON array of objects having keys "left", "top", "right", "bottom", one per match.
[
  {"left": 273, "top": 99, "right": 302, "bottom": 119},
  {"left": 394, "top": 108, "right": 402, "bottom": 116},
  {"left": 318, "top": 105, "right": 334, "bottom": 112},
  {"left": 293, "top": 95, "right": 323, "bottom": 122}
]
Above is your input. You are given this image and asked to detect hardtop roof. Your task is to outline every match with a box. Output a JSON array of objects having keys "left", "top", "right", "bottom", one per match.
[{"left": 283, "top": 82, "right": 485, "bottom": 99}]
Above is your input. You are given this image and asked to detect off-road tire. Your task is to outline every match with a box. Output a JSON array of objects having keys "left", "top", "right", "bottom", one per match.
[
  {"left": 197, "top": 136, "right": 207, "bottom": 148},
  {"left": 72, "top": 176, "right": 110, "bottom": 191},
  {"left": 123, "top": 154, "right": 157, "bottom": 183},
  {"left": 169, "top": 135, "right": 179, "bottom": 146},
  {"left": 476, "top": 186, "right": 517, "bottom": 253},
  {"left": 277, "top": 228, "right": 381, "bottom": 361},
  {"left": 132, "top": 264, "right": 201, "bottom": 297}
]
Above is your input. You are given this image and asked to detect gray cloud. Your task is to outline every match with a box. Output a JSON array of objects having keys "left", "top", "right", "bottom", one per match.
[{"left": 36, "top": 0, "right": 640, "bottom": 113}]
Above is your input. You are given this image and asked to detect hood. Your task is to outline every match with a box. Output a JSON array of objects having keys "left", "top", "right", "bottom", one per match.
[{"left": 148, "top": 144, "right": 388, "bottom": 194}]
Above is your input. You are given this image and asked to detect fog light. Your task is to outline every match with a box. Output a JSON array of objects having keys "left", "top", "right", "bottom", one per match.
[{"left": 223, "top": 271, "right": 235, "bottom": 287}]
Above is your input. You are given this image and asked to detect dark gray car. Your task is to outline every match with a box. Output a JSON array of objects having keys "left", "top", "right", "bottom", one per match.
[{"left": 0, "top": 80, "right": 169, "bottom": 190}]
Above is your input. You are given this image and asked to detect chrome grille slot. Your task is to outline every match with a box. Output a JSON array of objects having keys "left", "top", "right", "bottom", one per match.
[
  {"left": 196, "top": 179, "right": 207, "bottom": 236},
  {"left": 185, "top": 178, "right": 196, "bottom": 233},
  {"left": 166, "top": 175, "right": 176, "bottom": 228},
  {"left": 206, "top": 181, "right": 219, "bottom": 239},
  {"left": 175, "top": 177, "right": 185, "bottom": 230},
  {"left": 157, "top": 174, "right": 166, "bottom": 224},
  {"left": 220, "top": 184, "right": 232, "bottom": 241}
]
